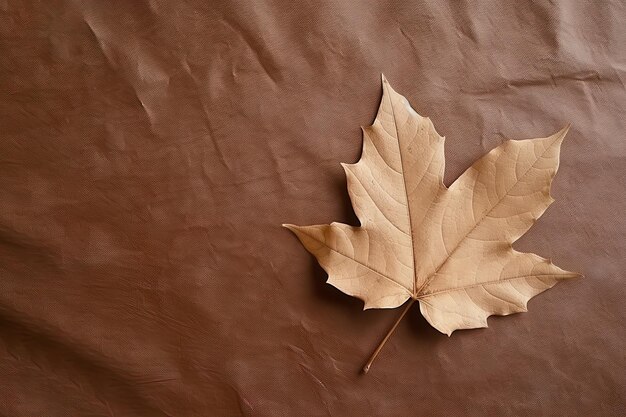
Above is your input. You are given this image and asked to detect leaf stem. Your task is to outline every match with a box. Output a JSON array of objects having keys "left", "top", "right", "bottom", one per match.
[{"left": 362, "top": 298, "right": 416, "bottom": 374}]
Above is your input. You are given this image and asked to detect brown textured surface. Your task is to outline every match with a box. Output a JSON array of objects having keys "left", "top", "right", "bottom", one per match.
[{"left": 0, "top": 1, "right": 624, "bottom": 416}]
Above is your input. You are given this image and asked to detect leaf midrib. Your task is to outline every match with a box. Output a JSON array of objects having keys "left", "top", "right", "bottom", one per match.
[
  {"left": 386, "top": 87, "right": 419, "bottom": 297},
  {"left": 417, "top": 272, "right": 578, "bottom": 299}
]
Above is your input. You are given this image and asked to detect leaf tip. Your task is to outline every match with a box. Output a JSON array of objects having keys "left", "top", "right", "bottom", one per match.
[
  {"left": 568, "top": 272, "right": 584, "bottom": 280},
  {"left": 554, "top": 124, "right": 571, "bottom": 144},
  {"left": 341, "top": 163, "right": 358, "bottom": 177},
  {"left": 282, "top": 223, "right": 297, "bottom": 231},
  {"left": 380, "top": 73, "right": 394, "bottom": 92}
]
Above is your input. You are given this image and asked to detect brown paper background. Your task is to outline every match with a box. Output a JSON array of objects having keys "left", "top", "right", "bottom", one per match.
[{"left": 1, "top": 1, "right": 624, "bottom": 416}]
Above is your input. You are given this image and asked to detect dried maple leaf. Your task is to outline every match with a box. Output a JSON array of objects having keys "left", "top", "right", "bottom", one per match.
[{"left": 284, "top": 76, "right": 580, "bottom": 373}]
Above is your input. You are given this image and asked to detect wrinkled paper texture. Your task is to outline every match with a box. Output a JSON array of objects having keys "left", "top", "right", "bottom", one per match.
[{"left": 0, "top": 1, "right": 624, "bottom": 416}]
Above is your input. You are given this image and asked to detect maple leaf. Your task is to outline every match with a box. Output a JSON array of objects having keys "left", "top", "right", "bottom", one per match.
[{"left": 284, "top": 76, "right": 580, "bottom": 373}]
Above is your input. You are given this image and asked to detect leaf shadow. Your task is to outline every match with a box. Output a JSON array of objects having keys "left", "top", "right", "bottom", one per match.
[
  {"left": 308, "top": 257, "right": 363, "bottom": 316},
  {"left": 405, "top": 305, "right": 443, "bottom": 344},
  {"left": 333, "top": 174, "right": 360, "bottom": 226},
  {"left": 308, "top": 174, "right": 363, "bottom": 312}
]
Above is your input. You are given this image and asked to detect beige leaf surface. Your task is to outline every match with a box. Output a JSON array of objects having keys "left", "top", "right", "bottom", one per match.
[{"left": 284, "top": 76, "right": 579, "bottom": 349}]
